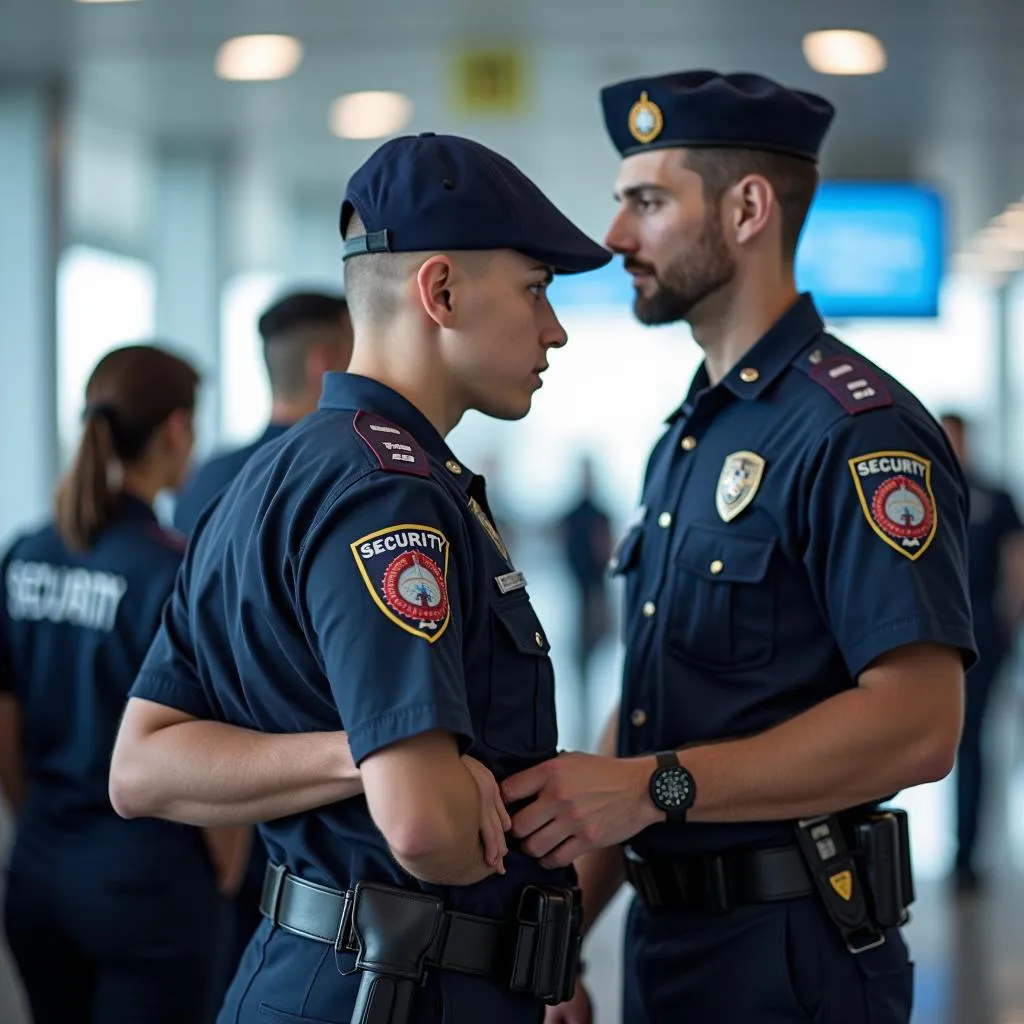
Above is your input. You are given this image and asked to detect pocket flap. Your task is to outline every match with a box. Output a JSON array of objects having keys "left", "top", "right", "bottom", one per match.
[
  {"left": 676, "top": 527, "right": 776, "bottom": 584},
  {"left": 492, "top": 598, "right": 552, "bottom": 656}
]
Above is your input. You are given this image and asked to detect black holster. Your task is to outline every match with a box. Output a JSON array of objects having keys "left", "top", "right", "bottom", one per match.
[{"left": 349, "top": 884, "right": 444, "bottom": 1024}]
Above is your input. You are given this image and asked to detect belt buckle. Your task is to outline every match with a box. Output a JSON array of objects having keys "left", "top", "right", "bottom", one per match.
[{"left": 334, "top": 888, "right": 356, "bottom": 954}]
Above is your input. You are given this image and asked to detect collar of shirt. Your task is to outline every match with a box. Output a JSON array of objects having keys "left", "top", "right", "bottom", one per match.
[
  {"left": 667, "top": 293, "right": 824, "bottom": 423},
  {"left": 318, "top": 372, "right": 475, "bottom": 493},
  {"left": 118, "top": 491, "right": 157, "bottom": 524}
]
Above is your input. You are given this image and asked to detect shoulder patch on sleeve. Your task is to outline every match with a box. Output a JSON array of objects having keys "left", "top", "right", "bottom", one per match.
[
  {"left": 350, "top": 524, "right": 451, "bottom": 642},
  {"left": 848, "top": 451, "right": 937, "bottom": 560},
  {"left": 353, "top": 411, "right": 431, "bottom": 478},
  {"left": 808, "top": 355, "right": 892, "bottom": 415}
]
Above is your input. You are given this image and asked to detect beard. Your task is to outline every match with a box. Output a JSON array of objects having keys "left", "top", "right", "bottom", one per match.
[{"left": 627, "top": 211, "right": 736, "bottom": 326}]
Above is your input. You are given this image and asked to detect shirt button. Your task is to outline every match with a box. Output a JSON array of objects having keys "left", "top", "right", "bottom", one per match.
[
  {"left": 658, "top": 512, "right": 673, "bottom": 528},
  {"left": 681, "top": 435, "right": 697, "bottom": 451},
  {"left": 710, "top": 560, "right": 724, "bottom": 575},
  {"left": 642, "top": 601, "right": 657, "bottom": 617},
  {"left": 630, "top": 708, "right": 647, "bottom": 727},
  {"left": 534, "top": 631, "right": 545, "bottom": 648},
  {"left": 739, "top": 367, "right": 760, "bottom": 383},
  {"left": 445, "top": 459, "right": 463, "bottom": 475}
]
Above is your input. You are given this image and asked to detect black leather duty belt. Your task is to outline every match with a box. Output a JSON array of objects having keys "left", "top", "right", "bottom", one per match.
[
  {"left": 259, "top": 864, "right": 509, "bottom": 980},
  {"left": 624, "top": 842, "right": 814, "bottom": 912}
]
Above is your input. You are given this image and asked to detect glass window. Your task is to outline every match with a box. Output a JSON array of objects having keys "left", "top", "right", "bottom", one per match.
[
  {"left": 56, "top": 245, "right": 156, "bottom": 467},
  {"left": 219, "top": 271, "right": 283, "bottom": 445}
]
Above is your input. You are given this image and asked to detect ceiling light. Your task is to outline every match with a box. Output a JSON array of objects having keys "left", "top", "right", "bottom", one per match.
[
  {"left": 802, "top": 30, "right": 887, "bottom": 76},
  {"left": 329, "top": 92, "right": 413, "bottom": 140},
  {"left": 215, "top": 35, "right": 303, "bottom": 82}
]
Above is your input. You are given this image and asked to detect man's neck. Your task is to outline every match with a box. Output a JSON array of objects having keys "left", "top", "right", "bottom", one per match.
[
  {"left": 268, "top": 400, "right": 315, "bottom": 426},
  {"left": 690, "top": 270, "right": 799, "bottom": 386},
  {"left": 347, "top": 333, "right": 463, "bottom": 438}
]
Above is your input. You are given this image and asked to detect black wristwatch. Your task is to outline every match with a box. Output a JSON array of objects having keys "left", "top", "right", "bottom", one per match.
[{"left": 648, "top": 750, "right": 696, "bottom": 822}]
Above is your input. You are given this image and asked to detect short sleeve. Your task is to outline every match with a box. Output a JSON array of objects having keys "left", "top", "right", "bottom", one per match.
[
  {"left": 804, "top": 408, "right": 977, "bottom": 677},
  {"left": 299, "top": 473, "right": 474, "bottom": 765},
  {"left": 130, "top": 554, "right": 215, "bottom": 718}
]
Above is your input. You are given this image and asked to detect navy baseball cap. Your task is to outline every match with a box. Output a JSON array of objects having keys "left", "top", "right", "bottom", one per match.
[
  {"left": 601, "top": 70, "right": 835, "bottom": 162},
  {"left": 340, "top": 133, "right": 611, "bottom": 275}
]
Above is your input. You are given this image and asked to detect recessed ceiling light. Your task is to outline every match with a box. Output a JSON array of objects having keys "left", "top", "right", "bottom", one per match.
[
  {"left": 802, "top": 30, "right": 887, "bottom": 76},
  {"left": 215, "top": 35, "right": 303, "bottom": 82},
  {"left": 329, "top": 92, "right": 413, "bottom": 140}
]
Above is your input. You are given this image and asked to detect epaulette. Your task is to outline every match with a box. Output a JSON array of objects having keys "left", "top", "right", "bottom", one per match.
[
  {"left": 146, "top": 524, "right": 187, "bottom": 554},
  {"left": 797, "top": 346, "right": 893, "bottom": 416},
  {"left": 353, "top": 411, "right": 431, "bottom": 478}
]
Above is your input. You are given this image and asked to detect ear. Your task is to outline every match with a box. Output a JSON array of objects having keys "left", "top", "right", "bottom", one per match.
[
  {"left": 415, "top": 255, "right": 457, "bottom": 329},
  {"left": 729, "top": 175, "right": 775, "bottom": 247}
]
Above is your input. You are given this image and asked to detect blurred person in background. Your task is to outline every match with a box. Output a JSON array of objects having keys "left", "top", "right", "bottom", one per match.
[
  {"left": 173, "top": 290, "right": 353, "bottom": 535},
  {"left": 940, "top": 411, "right": 1024, "bottom": 893},
  {"left": 558, "top": 454, "right": 614, "bottom": 730},
  {"left": 172, "top": 288, "right": 353, "bottom": 983},
  {"left": 0, "top": 345, "right": 248, "bottom": 1023}
]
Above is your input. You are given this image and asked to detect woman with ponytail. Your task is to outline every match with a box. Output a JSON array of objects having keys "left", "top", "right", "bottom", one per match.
[{"left": 0, "top": 344, "right": 246, "bottom": 1023}]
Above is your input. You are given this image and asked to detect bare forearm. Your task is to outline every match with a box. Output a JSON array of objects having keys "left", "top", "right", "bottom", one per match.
[
  {"left": 385, "top": 761, "right": 494, "bottom": 886},
  {"left": 683, "top": 680, "right": 957, "bottom": 823},
  {"left": 111, "top": 722, "right": 359, "bottom": 826},
  {"left": 0, "top": 696, "right": 25, "bottom": 813},
  {"left": 576, "top": 845, "right": 626, "bottom": 938}
]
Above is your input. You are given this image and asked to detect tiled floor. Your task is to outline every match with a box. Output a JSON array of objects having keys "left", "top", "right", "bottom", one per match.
[{"left": 2, "top": 543, "right": 1023, "bottom": 1022}]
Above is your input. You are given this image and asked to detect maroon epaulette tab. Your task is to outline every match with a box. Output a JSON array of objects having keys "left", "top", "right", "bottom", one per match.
[
  {"left": 809, "top": 355, "right": 893, "bottom": 415},
  {"left": 353, "top": 411, "right": 431, "bottom": 478},
  {"left": 147, "top": 524, "right": 187, "bottom": 554}
]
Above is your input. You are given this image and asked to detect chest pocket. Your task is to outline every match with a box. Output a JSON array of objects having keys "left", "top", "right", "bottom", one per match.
[
  {"left": 668, "top": 526, "right": 777, "bottom": 672},
  {"left": 482, "top": 595, "right": 557, "bottom": 756}
]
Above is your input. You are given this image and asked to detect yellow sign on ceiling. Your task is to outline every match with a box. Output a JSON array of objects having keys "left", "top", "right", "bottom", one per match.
[{"left": 453, "top": 47, "right": 527, "bottom": 115}]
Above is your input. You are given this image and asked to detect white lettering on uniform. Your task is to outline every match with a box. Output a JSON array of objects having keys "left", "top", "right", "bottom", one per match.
[
  {"left": 360, "top": 542, "right": 375, "bottom": 559},
  {"left": 382, "top": 442, "right": 412, "bottom": 453},
  {"left": 369, "top": 425, "right": 400, "bottom": 435},
  {"left": 5, "top": 561, "right": 128, "bottom": 632},
  {"left": 855, "top": 457, "right": 927, "bottom": 478},
  {"left": 391, "top": 453, "right": 415, "bottom": 463},
  {"left": 357, "top": 530, "right": 448, "bottom": 560}
]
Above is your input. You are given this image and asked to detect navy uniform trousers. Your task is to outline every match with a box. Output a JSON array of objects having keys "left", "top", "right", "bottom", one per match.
[
  {"left": 4, "top": 818, "right": 227, "bottom": 1024},
  {"left": 623, "top": 894, "right": 913, "bottom": 1023}
]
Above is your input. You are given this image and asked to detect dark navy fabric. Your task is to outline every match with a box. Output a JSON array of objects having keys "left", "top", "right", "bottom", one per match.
[
  {"left": 956, "top": 477, "right": 1023, "bottom": 868},
  {"left": 173, "top": 422, "right": 292, "bottom": 536},
  {"left": 600, "top": 69, "right": 835, "bottom": 161},
  {"left": 612, "top": 295, "right": 976, "bottom": 858},
  {"left": 130, "top": 372, "right": 567, "bottom": 1024},
  {"left": 622, "top": 897, "right": 913, "bottom": 1023},
  {"left": 340, "top": 133, "right": 611, "bottom": 275},
  {"left": 0, "top": 494, "right": 225, "bottom": 1023}
]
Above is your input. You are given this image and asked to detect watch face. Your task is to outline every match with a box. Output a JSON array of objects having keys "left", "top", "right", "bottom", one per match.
[{"left": 652, "top": 767, "right": 692, "bottom": 810}]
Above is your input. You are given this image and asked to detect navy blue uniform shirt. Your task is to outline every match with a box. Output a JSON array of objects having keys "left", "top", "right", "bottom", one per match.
[
  {"left": 0, "top": 495, "right": 185, "bottom": 830},
  {"left": 173, "top": 422, "right": 292, "bottom": 536},
  {"left": 131, "top": 372, "right": 570, "bottom": 920},
  {"left": 612, "top": 295, "right": 977, "bottom": 856}
]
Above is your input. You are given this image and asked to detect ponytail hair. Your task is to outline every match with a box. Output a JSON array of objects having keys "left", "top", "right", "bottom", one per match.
[{"left": 54, "top": 345, "right": 200, "bottom": 551}]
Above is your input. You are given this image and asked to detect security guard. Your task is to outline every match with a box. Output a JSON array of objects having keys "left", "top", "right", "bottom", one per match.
[
  {"left": 939, "top": 412, "right": 1024, "bottom": 892},
  {"left": 113, "top": 133, "right": 610, "bottom": 1024},
  {"left": 502, "top": 72, "right": 975, "bottom": 1023},
  {"left": 0, "top": 345, "right": 243, "bottom": 1023},
  {"left": 173, "top": 290, "right": 353, "bottom": 534}
]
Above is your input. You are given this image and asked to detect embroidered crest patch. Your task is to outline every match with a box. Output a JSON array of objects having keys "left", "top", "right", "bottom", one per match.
[
  {"left": 848, "top": 451, "right": 937, "bottom": 560},
  {"left": 716, "top": 451, "right": 766, "bottom": 522},
  {"left": 351, "top": 524, "right": 451, "bottom": 642}
]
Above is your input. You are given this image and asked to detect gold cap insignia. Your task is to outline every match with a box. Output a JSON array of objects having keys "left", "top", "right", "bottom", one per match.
[{"left": 628, "top": 91, "right": 664, "bottom": 145}]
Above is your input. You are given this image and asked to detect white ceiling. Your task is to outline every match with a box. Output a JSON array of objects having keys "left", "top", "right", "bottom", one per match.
[{"left": 3, "top": 0, "right": 1024, "bottom": 254}]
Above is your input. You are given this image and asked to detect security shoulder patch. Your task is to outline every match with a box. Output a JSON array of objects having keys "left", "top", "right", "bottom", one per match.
[
  {"left": 350, "top": 524, "right": 451, "bottom": 642},
  {"left": 808, "top": 355, "right": 893, "bottom": 416},
  {"left": 848, "top": 451, "right": 937, "bottom": 560},
  {"left": 353, "top": 411, "right": 430, "bottom": 478}
]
